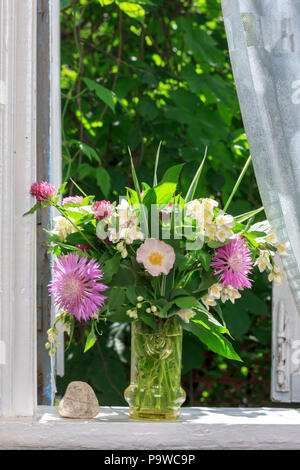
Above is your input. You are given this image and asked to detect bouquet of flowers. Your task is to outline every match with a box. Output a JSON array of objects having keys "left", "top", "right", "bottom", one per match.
[{"left": 27, "top": 147, "right": 286, "bottom": 419}]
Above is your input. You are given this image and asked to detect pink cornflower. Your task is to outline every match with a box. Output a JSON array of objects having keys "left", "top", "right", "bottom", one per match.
[
  {"left": 49, "top": 253, "right": 108, "bottom": 321},
  {"left": 63, "top": 196, "right": 84, "bottom": 205},
  {"left": 30, "top": 181, "right": 56, "bottom": 202},
  {"left": 210, "top": 236, "right": 253, "bottom": 289},
  {"left": 92, "top": 200, "right": 113, "bottom": 220}
]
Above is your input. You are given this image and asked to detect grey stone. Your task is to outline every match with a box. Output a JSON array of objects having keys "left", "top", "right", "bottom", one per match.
[{"left": 58, "top": 381, "right": 100, "bottom": 419}]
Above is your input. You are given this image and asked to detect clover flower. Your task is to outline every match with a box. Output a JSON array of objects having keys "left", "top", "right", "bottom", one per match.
[
  {"left": 30, "top": 181, "right": 56, "bottom": 202},
  {"left": 62, "top": 196, "right": 84, "bottom": 205},
  {"left": 92, "top": 200, "right": 113, "bottom": 220}
]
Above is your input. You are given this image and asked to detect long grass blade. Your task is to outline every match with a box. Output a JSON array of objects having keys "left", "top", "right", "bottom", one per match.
[
  {"left": 128, "top": 147, "right": 149, "bottom": 236},
  {"left": 153, "top": 141, "right": 162, "bottom": 187},
  {"left": 70, "top": 178, "right": 88, "bottom": 198},
  {"left": 185, "top": 146, "right": 208, "bottom": 202},
  {"left": 234, "top": 206, "right": 265, "bottom": 223},
  {"left": 223, "top": 155, "right": 252, "bottom": 212}
]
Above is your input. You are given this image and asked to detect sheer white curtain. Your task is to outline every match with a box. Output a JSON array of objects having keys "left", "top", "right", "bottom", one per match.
[{"left": 221, "top": 0, "right": 300, "bottom": 312}]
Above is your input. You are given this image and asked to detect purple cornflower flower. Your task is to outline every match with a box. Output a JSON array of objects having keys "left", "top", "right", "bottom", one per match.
[
  {"left": 210, "top": 236, "right": 253, "bottom": 289},
  {"left": 49, "top": 253, "right": 108, "bottom": 321}
]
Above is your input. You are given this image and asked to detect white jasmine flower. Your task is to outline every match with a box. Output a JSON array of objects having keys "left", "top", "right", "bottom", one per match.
[
  {"left": 221, "top": 289, "right": 231, "bottom": 303},
  {"left": 201, "top": 198, "right": 218, "bottom": 213},
  {"left": 203, "top": 209, "right": 214, "bottom": 226},
  {"left": 218, "top": 285, "right": 242, "bottom": 304},
  {"left": 52, "top": 216, "right": 76, "bottom": 241},
  {"left": 227, "top": 286, "right": 241, "bottom": 304},
  {"left": 201, "top": 294, "right": 217, "bottom": 310},
  {"left": 208, "top": 283, "right": 223, "bottom": 299},
  {"left": 266, "top": 232, "right": 279, "bottom": 245},
  {"left": 276, "top": 244, "right": 288, "bottom": 256},
  {"left": 108, "top": 199, "right": 144, "bottom": 244},
  {"left": 205, "top": 223, "right": 217, "bottom": 240},
  {"left": 268, "top": 271, "right": 283, "bottom": 284},
  {"left": 215, "top": 210, "right": 234, "bottom": 227},
  {"left": 186, "top": 199, "right": 203, "bottom": 221},
  {"left": 255, "top": 250, "right": 272, "bottom": 272},
  {"left": 215, "top": 225, "right": 233, "bottom": 243},
  {"left": 176, "top": 309, "right": 196, "bottom": 323}
]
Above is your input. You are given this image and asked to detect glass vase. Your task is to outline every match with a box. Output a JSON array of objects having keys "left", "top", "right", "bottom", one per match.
[{"left": 124, "top": 315, "right": 186, "bottom": 421}]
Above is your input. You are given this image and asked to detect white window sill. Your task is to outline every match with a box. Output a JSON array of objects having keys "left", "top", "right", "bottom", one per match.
[{"left": 1, "top": 406, "right": 300, "bottom": 450}]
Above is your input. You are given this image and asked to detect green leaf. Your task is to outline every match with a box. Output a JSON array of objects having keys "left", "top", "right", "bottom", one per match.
[
  {"left": 175, "top": 296, "right": 199, "bottom": 309},
  {"left": 247, "top": 231, "right": 266, "bottom": 238},
  {"left": 96, "top": 167, "right": 111, "bottom": 198},
  {"left": 108, "top": 288, "right": 125, "bottom": 310},
  {"left": 60, "top": 0, "right": 71, "bottom": 10},
  {"left": 137, "top": 96, "right": 158, "bottom": 121},
  {"left": 197, "top": 250, "right": 211, "bottom": 271},
  {"left": 77, "top": 163, "right": 95, "bottom": 180},
  {"left": 57, "top": 182, "right": 68, "bottom": 195},
  {"left": 23, "top": 202, "right": 42, "bottom": 216},
  {"left": 127, "top": 187, "right": 139, "bottom": 205},
  {"left": 112, "top": 265, "right": 135, "bottom": 287},
  {"left": 192, "top": 308, "right": 229, "bottom": 335},
  {"left": 117, "top": 1, "right": 145, "bottom": 23},
  {"left": 99, "top": 0, "right": 115, "bottom": 5},
  {"left": 170, "top": 288, "right": 191, "bottom": 299},
  {"left": 222, "top": 303, "right": 251, "bottom": 339},
  {"left": 84, "top": 327, "right": 97, "bottom": 353},
  {"left": 154, "top": 182, "right": 177, "bottom": 205},
  {"left": 126, "top": 285, "right": 137, "bottom": 305},
  {"left": 183, "top": 320, "right": 242, "bottom": 361},
  {"left": 103, "top": 254, "right": 121, "bottom": 283},
  {"left": 106, "top": 309, "right": 133, "bottom": 323},
  {"left": 70, "top": 140, "right": 101, "bottom": 163},
  {"left": 160, "top": 164, "right": 184, "bottom": 185},
  {"left": 82, "top": 77, "right": 116, "bottom": 113},
  {"left": 159, "top": 301, "right": 175, "bottom": 318},
  {"left": 139, "top": 312, "right": 156, "bottom": 329}
]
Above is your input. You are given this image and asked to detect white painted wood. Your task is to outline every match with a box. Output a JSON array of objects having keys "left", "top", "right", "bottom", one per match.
[
  {"left": 50, "top": 0, "right": 64, "bottom": 380},
  {"left": 0, "top": 0, "right": 37, "bottom": 416},
  {"left": 1, "top": 406, "right": 300, "bottom": 450},
  {"left": 272, "top": 257, "right": 300, "bottom": 402}
]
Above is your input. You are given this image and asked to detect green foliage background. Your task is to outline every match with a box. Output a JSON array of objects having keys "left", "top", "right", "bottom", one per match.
[{"left": 57, "top": 0, "right": 276, "bottom": 407}]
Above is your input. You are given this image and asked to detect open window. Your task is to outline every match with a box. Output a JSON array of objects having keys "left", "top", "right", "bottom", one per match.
[{"left": 1, "top": 0, "right": 300, "bottom": 418}]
